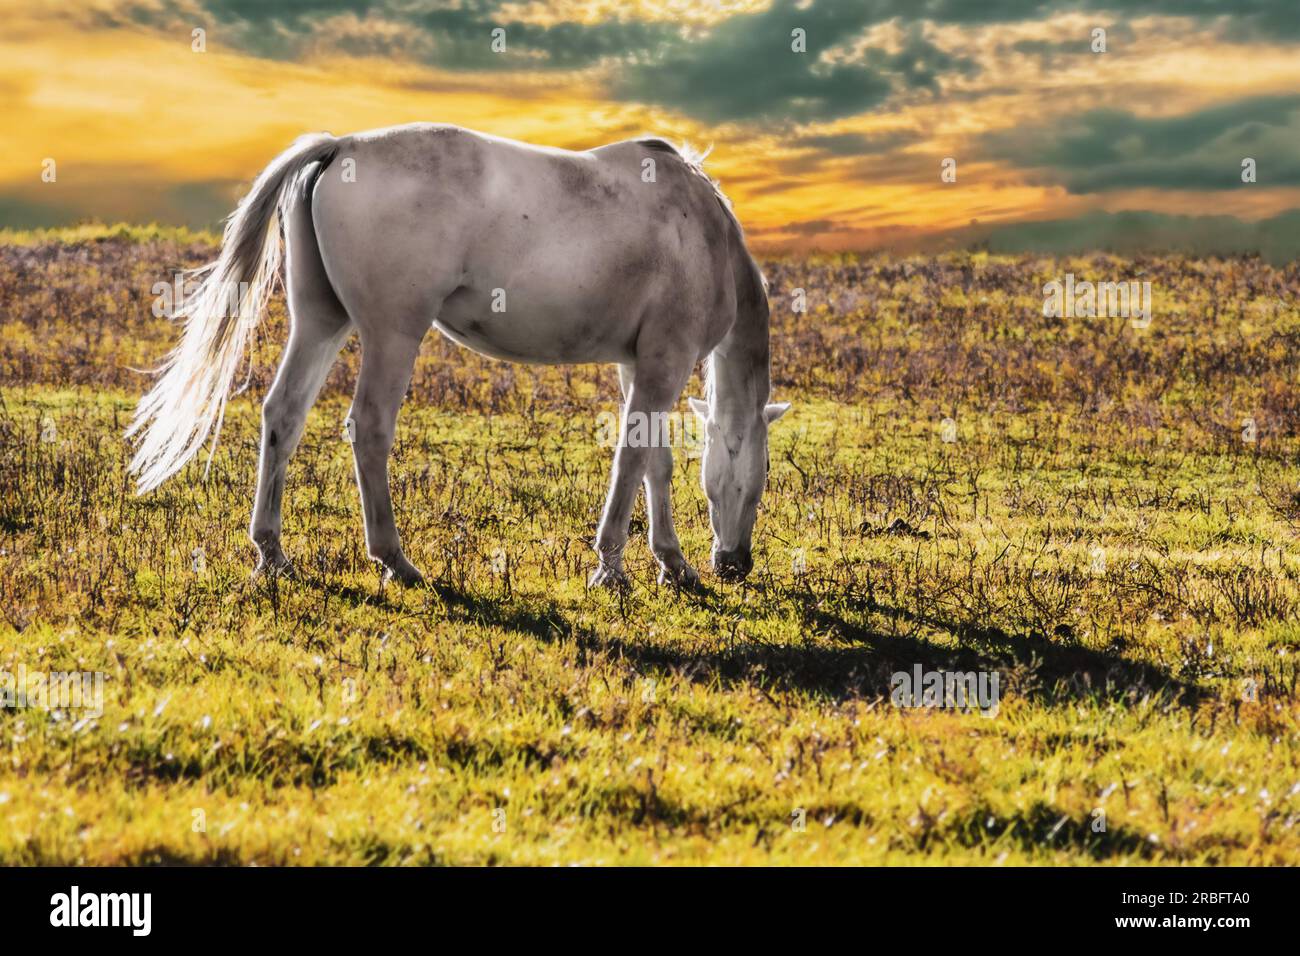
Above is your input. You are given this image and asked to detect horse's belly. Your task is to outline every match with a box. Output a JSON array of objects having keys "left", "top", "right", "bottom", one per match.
[{"left": 433, "top": 282, "right": 636, "bottom": 365}]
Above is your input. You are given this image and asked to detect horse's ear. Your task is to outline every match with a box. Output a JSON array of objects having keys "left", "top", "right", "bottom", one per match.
[
  {"left": 688, "top": 397, "right": 710, "bottom": 421},
  {"left": 764, "top": 402, "right": 792, "bottom": 425}
]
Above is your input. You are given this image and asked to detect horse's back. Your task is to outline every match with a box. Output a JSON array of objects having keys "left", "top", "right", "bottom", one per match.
[{"left": 311, "top": 124, "right": 742, "bottom": 364}]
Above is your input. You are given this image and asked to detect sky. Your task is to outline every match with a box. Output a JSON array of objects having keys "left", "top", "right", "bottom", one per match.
[{"left": 4, "top": 0, "right": 1300, "bottom": 252}]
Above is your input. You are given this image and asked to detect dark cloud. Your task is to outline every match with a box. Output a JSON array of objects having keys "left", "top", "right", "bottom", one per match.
[
  {"left": 71, "top": 1, "right": 1300, "bottom": 125},
  {"left": 986, "top": 94, "right": 1300, "bottom": 191},
  {"left": 761, "top": 218, "right": 851, "bottom": 237},
  {"left": 965, "top": 207, "right": 1300, "bottom": 263},
  {"left": 0, "top": 195, "right": 73, "bottom": 230},
  {"left": 610, "top": 2, "right": 893, "bottom": 123},
  {"left": 1008, "top": 20, "right": 1136, "bottom": 64},
  {"left": 867, "top": 21, "right": 980, "bottom": 93},
  {"left": 90, "top": 0, "right": 678, "bottom": 72},
  {"left": 411, "top": 10, "right": 678, "bottom": 72},
  {"left": 0, "top": 178, "right": 238, "bottom": 230},
  {"left": 795, "top": 130, "right": 923, "bottom": 155},
  {"left": 163, "top": 0, "right": 975, "bottom": 123},
  {"left": 607, "top": 9, "right": 977, "bottom": 122}
]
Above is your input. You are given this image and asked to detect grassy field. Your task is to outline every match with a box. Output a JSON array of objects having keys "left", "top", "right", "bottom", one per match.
[{"left": 2, "top": 230, "right": 1299, "bottom": 864}]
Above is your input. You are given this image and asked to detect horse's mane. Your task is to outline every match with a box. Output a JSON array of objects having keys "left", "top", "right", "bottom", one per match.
[{"left": 636, "top": 137, "right": 740, "bottom": 229}]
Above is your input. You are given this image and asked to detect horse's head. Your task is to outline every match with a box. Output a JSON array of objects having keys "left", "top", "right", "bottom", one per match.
[{"left": 689, "top": 397, "right": 791, "bottom": 581}]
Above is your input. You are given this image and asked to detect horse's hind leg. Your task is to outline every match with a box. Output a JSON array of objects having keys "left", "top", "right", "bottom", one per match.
[
  {"left": 348, "top": 327, "right": 426, "bottom": 586},
  {"left": 250, "top": 191, "right": 352, "bottom": 577}
]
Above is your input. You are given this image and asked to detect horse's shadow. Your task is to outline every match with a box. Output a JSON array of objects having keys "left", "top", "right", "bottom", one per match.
[{"left": 424, "top": 581, "right": 1206, "bottom": 709}]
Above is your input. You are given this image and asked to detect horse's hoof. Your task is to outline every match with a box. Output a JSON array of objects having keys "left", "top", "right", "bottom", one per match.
[
  {"left": 252, "top": 555, "right": 296, "bottom": 580},
  {"left": 381, "top": 557, "right": 426, "bottom": 587},
  {"left": 658, "top": 561, "right": 700, "bottom": 591},
  {"left": 588, "top": 563, "right": 630, "bottom": 590}
]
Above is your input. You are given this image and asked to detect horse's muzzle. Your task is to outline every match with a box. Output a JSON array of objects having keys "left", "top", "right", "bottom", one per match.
[{"left": 713, "top": 548, "right": 753, "bottom": 581}]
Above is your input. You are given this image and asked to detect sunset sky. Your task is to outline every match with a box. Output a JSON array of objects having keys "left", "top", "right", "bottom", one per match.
[{"left": 4, "top": 0, "right": 1300, "bottom": 251}]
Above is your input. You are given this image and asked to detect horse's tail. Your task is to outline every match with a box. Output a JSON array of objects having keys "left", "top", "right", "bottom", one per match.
[{"left": 127, "top": 133, "right": 340, "bottom": 493}]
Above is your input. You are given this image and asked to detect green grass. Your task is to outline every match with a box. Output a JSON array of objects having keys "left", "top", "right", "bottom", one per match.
[{"left": 1, "top": 240, "right": 1299, "bottom": 864}]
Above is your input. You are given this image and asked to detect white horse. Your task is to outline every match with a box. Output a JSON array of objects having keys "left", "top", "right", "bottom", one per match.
[{"left": 128, "top": 124, "right": 790, "bottom": 589}]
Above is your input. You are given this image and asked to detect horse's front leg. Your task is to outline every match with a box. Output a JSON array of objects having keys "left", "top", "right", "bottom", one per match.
[
  {"left": 591, "top": 356, "right": 693, "bottom": 589},
  {"left": 615, "top": 365, "right": 698, "bottom": 590},
  {"left": 644, "top": 443, "right": 698, "bottom": 589}
]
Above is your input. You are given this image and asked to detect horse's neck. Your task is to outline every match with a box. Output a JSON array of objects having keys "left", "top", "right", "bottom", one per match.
[{"left": 709, "top": 296, "right": 770, "bottom": 427}]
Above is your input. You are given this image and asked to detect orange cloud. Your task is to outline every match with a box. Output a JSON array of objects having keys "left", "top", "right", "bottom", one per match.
[{"left": 3, "top": 2, "right": 1300, "bottom": 251}]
